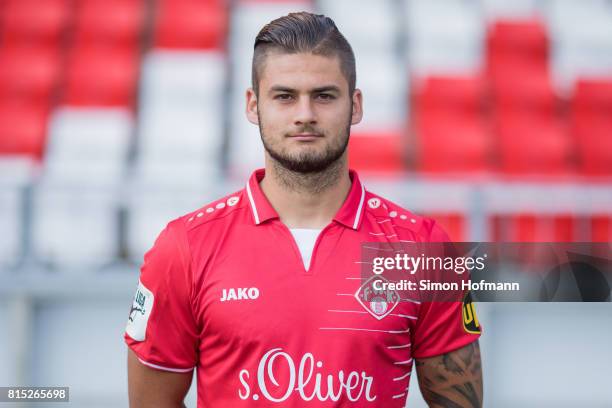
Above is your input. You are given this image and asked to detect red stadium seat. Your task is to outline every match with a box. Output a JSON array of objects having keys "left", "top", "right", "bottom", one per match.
[
  {"left": 412, "top": 75, "right": 486, "bottom": 118},
  {"left": 0, "top": 47, "right": 61, "bottom": 104},
  {"left": 487, "top": 19, "right": 549, "bottom": 75},
  {"left": 491, "top": 66, "right": 556, "bottom": 119},
  {"left": 573, "top": 77, "right": 612, "bottom": 118},
  {"left": 0, "top": 0, "right": 70, "bottom": 47},
  {"left": 591, "top": 215, "right": 611, "bottom": 242},
  {"left": 491, "top": 213, "right": 576, "bottom": 242},
  {"left": 73, "top": 0, "right": 145, "bottom": 49},
  {"left": 496, "top": 114, "right": 573, "bottom": 175},
  {"left": 424, "top": 212, "right": 467, "bottom": 242},
  {"left": 63, "top": 47, "right": 139, "bottom": 107},
  {"left": 348, "top": 131, "right": 405, "bottom": 174},
  {"left": 572, "top": 116, "right": 612, "bottom": 176},
  {"left": 416, "top": 116, "right": 492, "bottom": 173},
  {"left": 0, "top": 103, "right": 48, "bottom": 158},
  {"left": 154, "top": 0, "right": 228, "bottom": 50},
  {"left": 570, "top": 78, "right": 612, "bottom": 175}
]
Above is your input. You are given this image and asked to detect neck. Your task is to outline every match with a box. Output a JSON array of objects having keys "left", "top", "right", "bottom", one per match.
[{"left": 260, "top": 154, "right": 351, "bottom": 229}]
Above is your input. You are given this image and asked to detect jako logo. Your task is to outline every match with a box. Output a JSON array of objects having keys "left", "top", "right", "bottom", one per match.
[{"left": 220, "top": 287, "right": 260, "bottom": 302}]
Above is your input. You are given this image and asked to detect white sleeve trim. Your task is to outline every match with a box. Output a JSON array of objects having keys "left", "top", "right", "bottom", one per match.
[{"left": 137, "top": 357, "right": 195, "bottom": 373}]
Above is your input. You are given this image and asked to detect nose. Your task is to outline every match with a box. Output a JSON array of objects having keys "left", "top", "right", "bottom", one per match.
[{"left": 293, "top": 96, "right": 317, "bottom": 126}]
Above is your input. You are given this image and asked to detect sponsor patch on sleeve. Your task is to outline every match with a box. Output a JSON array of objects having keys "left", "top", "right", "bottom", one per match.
[
  {"left": 125, "top": 280, "right": 154, "bottom": 341},
  {"left": 462, "top": 292, "right": 481, "bottom": 334}
]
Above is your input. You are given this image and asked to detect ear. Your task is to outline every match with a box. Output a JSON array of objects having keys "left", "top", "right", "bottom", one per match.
[
  {"left": 350, "top": 88, "right": 363, "bottom": 125},
  {"left": 246, "top": 88, "right": 259, "bottom": 125}
]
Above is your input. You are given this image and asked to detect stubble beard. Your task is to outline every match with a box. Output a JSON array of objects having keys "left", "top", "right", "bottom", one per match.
[{"left": 257, "top": 106, "right": 352, "bottom": 194}]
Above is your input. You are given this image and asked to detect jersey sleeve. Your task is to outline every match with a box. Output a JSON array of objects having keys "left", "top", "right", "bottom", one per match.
[
  {"left": 124, "top": 219, "right": 199, "bottom": 372},
  {"left": 411, "top": 220, "right": 482, "bottom": 359}
]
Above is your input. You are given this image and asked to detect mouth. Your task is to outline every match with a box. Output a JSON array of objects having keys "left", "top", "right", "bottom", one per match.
[{"left": 288, "top": 133, "right": 323, "bottom": 141}]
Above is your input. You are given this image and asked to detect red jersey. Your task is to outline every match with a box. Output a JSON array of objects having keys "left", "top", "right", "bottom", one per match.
[{"left": 125, "top": 169, "right": 481, "bottom": 407}]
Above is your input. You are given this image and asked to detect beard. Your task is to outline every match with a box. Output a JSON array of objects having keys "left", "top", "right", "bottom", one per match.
[{"left": 257, "top": 108, "right": 352, "bottom": 174}]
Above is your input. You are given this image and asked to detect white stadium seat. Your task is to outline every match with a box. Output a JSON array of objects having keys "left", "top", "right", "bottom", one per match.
[
  {"left": 546, "top": 0, "right": 612, "bottom": 92},
  {"left": 131, "top": 159, "right": 221, "bottom": 190},
  {"left": 137, "top": 49, "right": 226, "bottom": 177},
  {"left": 140, "top": 50, "right": 226, "bottom": 108},
  {"left": 126, "top": 188, "right": 212, "bottom": 262},
  {"left": 45, "top": 108, "right": 133, "bottom": 185},
  {"left": 0, "top": 156, "right": 36, "bottom": 268},
  {"left": 318, "top": 0, "right": 400, "bottom": 58},
  {"left": 0, "top": 188, "right": 24, "bottom": 268},
  {"left": 404, "top": 0, "right": 484, "bottom": 75},
  {"left": 354, "top": 57, "right": 407, "bottom": 131},
  {"left": 480, "top": 0, "right": 542, "bottom": 20},
  {"left": 31, "top": 184, "right": 120, "bottom": 269},
  {"left": 138, "top": 104, "right": 224, "bottom": 162}
]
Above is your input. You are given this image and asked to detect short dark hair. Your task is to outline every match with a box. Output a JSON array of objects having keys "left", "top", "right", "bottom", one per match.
[{"left": 252, "top": 11, "right": 356, "bottom": 97}]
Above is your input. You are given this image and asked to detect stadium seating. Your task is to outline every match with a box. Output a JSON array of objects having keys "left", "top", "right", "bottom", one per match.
[
  {"left": 416, "top": 116, "right": 492, "bottom": 173},
  {"left": 154, "top": 0, "right": 228, "bottom": 50},
  {"left": 45, "top": 108, "right": 132, "bottom": 184},
  {"left": 0, "top": 47, "right": 61, "bottom": 105},
  {"left": 423, "top": 212, "right": 467, "bottom": 242},
  {"left": 0, "top": 104, "right": 48, "bottom": 158},
  {"left": 140, "top": 50, "right": 225, "bottom": 106},
  {"left": 0, "top": 188, "right": 23, "bottom": 267},
  {"left": 491, "top": 67, "right": 556, "bottom": 119},
  {"left": 349, "top": 131, "right": 405, "bottom": 174},
  {"left": 491, "top": 213, "right": 576, "bottom": 242},
  {"left": 319, "top": 0, "right": 399, "bottom": 58},
  {"left": 412, "top": 75, "right": 486, "bottom": 118},
  {"left": 547, "top": 0, "right": 612, "bottom": 91},
  {"left": 0, "top": 0, "right": 610, "bottom": 267},
  {"left": 404, "top": 0, "right": 484, "bottom": 76},
  {"left": 0, "top": 0, "right": 70, "bottom": 47},
  {"left": 571, "top": 78, "right": 612, "bottom": 175},
  {"left": 126, "top": 188, "right": 214, "bottom": 261},
  {"left": 32, "top": 185, "right": 120, "bottom": 268},
  {"left": 496, "top": 114, "right": 572, "bottom": 175},
  {"left": 0, "top": 157, "right": 34, "bottom": 267},
  {"left": 353, "top": 58, "right": 407, "bottom": 131},
  {"left": 487, "top": 19, "right": 549, "bottom": 73},
  {"left": 63, "top": 47, "right": 139, "bottom": 107},
  {"left": 137, "top": 50, "right": 225, "bottom": 186},
  {"left": 591, "top": 215, "right": 612, "bottom": 242},
  {"left": 73, "top": 0, "right": 145, "bottom": 49},
  {"left": 411, "top": 75, "right": 491, "bottom": 173},
  {"left": 481, "top": 0, "right": 541, "bottom": 20}
]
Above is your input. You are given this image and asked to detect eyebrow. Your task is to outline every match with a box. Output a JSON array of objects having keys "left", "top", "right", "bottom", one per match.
[{"left": 268, "top": 85, "right": 341, "bottom": 94}]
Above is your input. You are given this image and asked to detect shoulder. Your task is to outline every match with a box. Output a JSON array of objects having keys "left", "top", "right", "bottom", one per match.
[
  {"left": 169, "top": 189, "right": 248, "bottom": 234},
  {"left": 362, "top": 189, "right": 450, "bottom": 242}
]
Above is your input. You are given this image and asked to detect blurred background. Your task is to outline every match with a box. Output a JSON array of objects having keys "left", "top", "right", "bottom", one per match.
[{"left": 0, "top": 0, "right": 611, "bottom": 406}]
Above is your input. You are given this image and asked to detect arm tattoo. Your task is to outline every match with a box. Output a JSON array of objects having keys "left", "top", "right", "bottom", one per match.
[{"left": 415, "top": 341, "right": 483, "bottom": 408}]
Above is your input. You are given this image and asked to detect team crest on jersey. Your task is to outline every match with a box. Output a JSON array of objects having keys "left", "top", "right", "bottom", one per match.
[
  {"left": 125, "top": 280, "right": 154, "bottom": 341},
  {"left": 354, "top": 275, "right": 400, "bottom": 320}
]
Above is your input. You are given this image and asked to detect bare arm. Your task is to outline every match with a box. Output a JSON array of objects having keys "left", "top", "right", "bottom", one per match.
[
  {"left": 127, "top": 348, "right": 193, "bottom": 408},
  {"left": 415, "top": 341, "right": 483, "bottom": 408}
]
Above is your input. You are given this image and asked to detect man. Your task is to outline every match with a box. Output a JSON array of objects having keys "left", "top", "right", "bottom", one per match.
[{"left": 125, "top": 12, "right": 483, "bottom": 408}]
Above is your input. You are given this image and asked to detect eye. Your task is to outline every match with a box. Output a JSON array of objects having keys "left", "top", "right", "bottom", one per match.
[
  {"left": 316, "top": 93, "right": 335, "bottom": 101},
  {"left": 274, "top": 93, "right": 293, "bottom": 101}
]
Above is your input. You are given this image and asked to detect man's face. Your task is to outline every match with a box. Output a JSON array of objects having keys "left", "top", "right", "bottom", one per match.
[{"left": 246, "top": 51, "right": 362, "bottom": 173}]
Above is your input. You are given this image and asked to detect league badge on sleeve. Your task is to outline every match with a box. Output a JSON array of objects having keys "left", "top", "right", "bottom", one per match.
[
  {"left": 125, "top": 280, "right": 154, "bottom": 341},
  {"left": 462, "top": 292, "right": 481, "bottom": 334}
]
